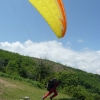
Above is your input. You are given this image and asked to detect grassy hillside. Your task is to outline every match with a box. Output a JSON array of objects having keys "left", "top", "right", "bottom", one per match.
[
  {"left": 0, "top": 76, "right": 73, "bottom": 100},
  {"left": 0, "top": 49, "right": 100, "bottom": 100}
]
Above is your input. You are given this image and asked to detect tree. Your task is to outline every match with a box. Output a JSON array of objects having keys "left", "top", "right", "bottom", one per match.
[
  {"left": 5, "top": 60, "right": 19, "bottom": 76},
  {"left": 34, "top": 60, "right": 52, "bottom": 82},
  {"left": 0, "top": 58, "right": 5, "bottom": 70}
]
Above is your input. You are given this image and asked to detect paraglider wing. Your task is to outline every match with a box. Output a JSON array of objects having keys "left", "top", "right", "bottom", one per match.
[{"left": 29, "top": 0, "right": 67, "bottom": 38}]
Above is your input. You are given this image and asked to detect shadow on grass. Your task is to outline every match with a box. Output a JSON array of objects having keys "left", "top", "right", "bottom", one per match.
[{"left": 56, "top": 97, "right": 77, "bottom": 100}]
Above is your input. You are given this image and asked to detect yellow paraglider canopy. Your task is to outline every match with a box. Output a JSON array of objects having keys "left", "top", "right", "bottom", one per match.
[{"left": 29, "top": 0, "right": 67, "bottom": 38}]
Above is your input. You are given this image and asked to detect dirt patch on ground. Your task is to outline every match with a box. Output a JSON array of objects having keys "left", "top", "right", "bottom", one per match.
[{"left": 0, "top": 78, "right": 17, "bottom": 88}]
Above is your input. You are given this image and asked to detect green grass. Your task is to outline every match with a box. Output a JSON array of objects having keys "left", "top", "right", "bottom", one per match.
[{"left": 0, "top": 76, "right": 75, "bottom": 100}]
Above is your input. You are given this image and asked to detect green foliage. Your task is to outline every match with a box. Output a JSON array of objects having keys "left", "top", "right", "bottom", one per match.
[
  {"left": 5, "top": 60, "right": 19, "bottom": 76},
  {"left": 0, "top": 72, "right": 43, "bottom": 89},
  {"left": 55, "top": 71, "right": 100, "bottom": 100},
  {"left": 0, "top": 49, "right": 100, "bottom": 100}
]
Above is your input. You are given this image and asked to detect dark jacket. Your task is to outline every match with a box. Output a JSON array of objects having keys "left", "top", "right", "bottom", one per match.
[{"left": 47, "top": 79, "right": 61, "bottom": 91}]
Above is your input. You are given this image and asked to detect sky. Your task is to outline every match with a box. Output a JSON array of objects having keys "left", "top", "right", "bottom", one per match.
[{"left": 0, "top": 0, "right": 100, "bottom": 74}]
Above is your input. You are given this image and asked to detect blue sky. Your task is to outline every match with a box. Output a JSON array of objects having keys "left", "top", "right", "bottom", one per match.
[{"left": 0, "top": 0, "right": 100, "bottom": 74}]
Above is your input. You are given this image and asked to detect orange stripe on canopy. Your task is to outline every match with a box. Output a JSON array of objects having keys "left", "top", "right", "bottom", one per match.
[{"left": 56, "top": 0, "right": 67, "bottom": 37}]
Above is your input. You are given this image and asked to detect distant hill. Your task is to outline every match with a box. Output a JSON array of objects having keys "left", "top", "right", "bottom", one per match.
[{"left": 0, "top": 49, "right": 100, "bottom": 100}]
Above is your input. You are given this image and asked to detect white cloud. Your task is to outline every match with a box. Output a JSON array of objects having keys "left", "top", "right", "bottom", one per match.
[
  {"left": 77, "top": 39, "right": 83, "bottom": 43},
  {"left": 0, "top": 40, "right": 100, "bottom": 74},
  {"left": 67, "top": 41, "right": 72, "bottom": 46}
]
